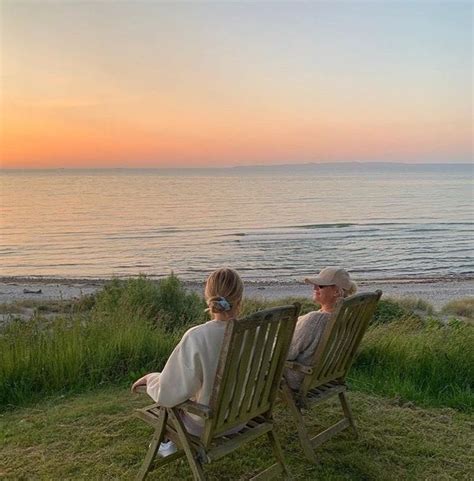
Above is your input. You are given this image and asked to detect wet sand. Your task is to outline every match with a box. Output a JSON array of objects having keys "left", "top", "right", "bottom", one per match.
[{"left": 0, "top": 276, "right": 472, "bottom": 310}]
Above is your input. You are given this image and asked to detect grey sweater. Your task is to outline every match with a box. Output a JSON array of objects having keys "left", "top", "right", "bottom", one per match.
[{"left": 285, "top": 310, "right": 332, "bottom": 390}]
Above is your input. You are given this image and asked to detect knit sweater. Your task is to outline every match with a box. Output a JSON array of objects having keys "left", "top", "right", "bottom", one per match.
[
  {"left": 285, "top": 310, "right": 332, "bottom": 390},
  {"left": 146, "top": 319, "right": 228, "bottom": 435}
]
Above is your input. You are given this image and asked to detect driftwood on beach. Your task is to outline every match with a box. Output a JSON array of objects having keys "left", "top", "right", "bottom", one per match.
[{"left": 22, "top": 288, "right": 42, "bottom": 294}]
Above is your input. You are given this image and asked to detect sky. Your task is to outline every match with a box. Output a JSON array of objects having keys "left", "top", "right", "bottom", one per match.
[{"left": 0, "top": 1, "right": 472, "bottom": 168}]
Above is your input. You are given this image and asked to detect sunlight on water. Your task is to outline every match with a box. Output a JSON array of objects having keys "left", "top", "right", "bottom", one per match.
[{"left": 1, "top": 166, "right": 472, "bottom": 281}]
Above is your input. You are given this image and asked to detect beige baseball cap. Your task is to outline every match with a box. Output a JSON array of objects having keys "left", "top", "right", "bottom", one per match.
[{"left": 304, "top": 267, "right": 353, "bottom": 290}]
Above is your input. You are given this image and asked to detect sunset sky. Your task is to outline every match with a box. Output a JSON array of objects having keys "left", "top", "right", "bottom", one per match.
[{"left": 0, "top": 1, "right": 472, "bottom": 168}]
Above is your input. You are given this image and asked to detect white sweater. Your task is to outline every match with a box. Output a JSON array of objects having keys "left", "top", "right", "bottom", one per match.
[{"left": 146, "top": 319, "right": 228, "bottom": 435}]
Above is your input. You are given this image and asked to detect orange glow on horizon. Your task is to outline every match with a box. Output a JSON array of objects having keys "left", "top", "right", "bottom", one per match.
[
  {"left": 1, "top": 2, "right": 471, "bottom": 168},
  {"left": 2, "top": 118, "right": 471, "bottom": 169},
  {"left": 1, "top": 94, "right": 471, "bottom": 168}
]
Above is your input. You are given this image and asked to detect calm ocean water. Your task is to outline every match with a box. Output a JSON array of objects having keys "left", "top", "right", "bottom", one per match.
[{"left": 1, "top": 164, "right": 473, "bottom": 282}]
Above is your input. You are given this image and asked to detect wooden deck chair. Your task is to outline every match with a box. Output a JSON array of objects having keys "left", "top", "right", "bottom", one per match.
[
  {"left": 281, "top": 291, "right": 382, "bottom": 463},
  {"left": 135, "top": 303, "right": 300, "bottom": 481}
]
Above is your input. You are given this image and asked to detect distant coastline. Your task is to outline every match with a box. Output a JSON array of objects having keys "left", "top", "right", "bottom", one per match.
[{"left": 1, "top": 161, "right": 472, "bottom": 173}]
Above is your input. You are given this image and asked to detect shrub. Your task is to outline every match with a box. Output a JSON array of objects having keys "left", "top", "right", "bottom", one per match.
[
  {"left": 154, "top": 275, "right": 207, "bottom": 332},
  {"left": 71, "top": 293, "right": 96, "bottom": 312},
  {"left": 397, "top": 297, "right": 434, "bottom": 316},
  {"left": 94, "top": 275, "right": 206, "bottom": 332},
  {"left": 442, "top": 298, "right": 474, "bottom": 319},
  {"left": 371, "top": 298, "right": 410, "bottom": 324}
]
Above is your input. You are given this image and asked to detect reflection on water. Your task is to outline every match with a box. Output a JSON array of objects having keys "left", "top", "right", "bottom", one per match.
[{"left": 1, "top": 165, "right": 472, "bottom": 281}]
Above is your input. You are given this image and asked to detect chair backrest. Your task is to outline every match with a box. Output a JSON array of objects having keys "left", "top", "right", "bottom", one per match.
[
  {"left": 299, "top": 291, "right": 382, "bottom": 397},
  {"left": 203, "top": 304, "right": 300, "bottom": 443}
]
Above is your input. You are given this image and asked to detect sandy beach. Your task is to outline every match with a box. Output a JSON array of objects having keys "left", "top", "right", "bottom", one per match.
[{"left": 0, "top": 276, "right": 472, "bottom": 310}]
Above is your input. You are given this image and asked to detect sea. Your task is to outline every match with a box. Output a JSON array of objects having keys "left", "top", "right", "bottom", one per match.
[{"left": 1, "top": 163, "right": 473, "bottom": 283}]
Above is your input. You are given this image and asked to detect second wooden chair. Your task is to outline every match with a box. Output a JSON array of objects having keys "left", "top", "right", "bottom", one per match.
[{"left": 281, "top": 291, "right": 382, "bottom": 463}]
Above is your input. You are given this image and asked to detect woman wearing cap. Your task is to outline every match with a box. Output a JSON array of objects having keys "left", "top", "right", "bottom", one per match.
[
  {"left": 286, "top": 267, "right": 357, "bottom": 390},
  {"left": 131, "top": 267, "right": 244, "bottom": 455}
]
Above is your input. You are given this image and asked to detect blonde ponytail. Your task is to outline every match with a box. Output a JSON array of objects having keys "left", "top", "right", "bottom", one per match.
[
  {"left": 205, "top": 268, "right": 243, "bottom": 315},
  {"left": 343, "top": 280, "right": 358, "bottom": 298}
]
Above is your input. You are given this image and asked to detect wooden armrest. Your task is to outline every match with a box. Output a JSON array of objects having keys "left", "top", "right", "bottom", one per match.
[
  {"left": 133, "top": 385, "right": 212, "bottom": 419},
  {"left": 176, "top": 400, "right": 213, "bottom": 419},
  {"left": 285, "top": 361, "right": 313, "bottom": 374}
]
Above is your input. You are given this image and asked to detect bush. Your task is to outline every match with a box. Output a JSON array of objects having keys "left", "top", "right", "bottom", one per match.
[
  {"left": 397, "top": 297, "right": 434, "bottom": 316},
  {"left": 442, "top": 298, "right": 474, "bottom": 319},
  {"left": 371, "top": 298, "right": 411, "bottom": 324},
  {"left": 94, "top": 275, "right": 206, "bottom": 332}
]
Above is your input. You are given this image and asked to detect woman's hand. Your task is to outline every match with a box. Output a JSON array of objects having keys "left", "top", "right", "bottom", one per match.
[{"left": 131, "top": 374, "right": 150, "bottom": 393}]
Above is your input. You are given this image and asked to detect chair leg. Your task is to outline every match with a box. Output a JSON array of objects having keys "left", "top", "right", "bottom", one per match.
[
  {"left": 168, "top": 408, "right": 206, "bottom": 481},
  {"left": 338, "top": 391, "right": 358, "bottom": 438},
  {"left": 136, "top": 409, "right": 168, "bottom": 481},
  {"left": 267, "top": 429, "right": 292, "bottom": 480},
  {"left": 280, "top": 383, "right": 317, "bottom": 463}
]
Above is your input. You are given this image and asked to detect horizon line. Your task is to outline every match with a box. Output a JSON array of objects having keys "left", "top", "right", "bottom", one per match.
[{"left": 1, "top": 161, "right": 473, "bottom": 172}]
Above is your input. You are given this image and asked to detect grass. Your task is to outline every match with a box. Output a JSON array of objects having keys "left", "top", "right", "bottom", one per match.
[
  {"left": 0, "top": 314, "right": 178, "bottom": 408},
  {"left": 1, "top": 276, "right": 472, "bottom": 413},
  {"left": 396, "top": 297, "right": 435, "bottom": 316},
  {"left": 1, "top": 385, "right": 472, "bottom": 480},
  {"left": 0, "top": 276, "right": 201, "bottom": 408},
  {"left": 1, "top": 275, "right": 472, "bottom": 479},
  {"left": 442, "top": 297, "right": 474, "bottom": 319},
  {"left": 93, "top": 275, "right": 206, "bottom": 333},
  {"left": 0, "top": 295, "right": 95, "bottom": 316},
  {"left": 370, "top": 298, "right": 410, "bottom": 325},
  {"left": 351, "top": 317, "right": 474, "bottom": 411}
]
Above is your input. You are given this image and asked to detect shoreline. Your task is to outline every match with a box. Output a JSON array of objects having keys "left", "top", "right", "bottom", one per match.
[{"left": 0, "top": 275, "right": 472, "bottom": 309}]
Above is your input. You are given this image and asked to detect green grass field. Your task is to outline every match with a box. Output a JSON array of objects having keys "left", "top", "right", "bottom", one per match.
[
  {"left": 1, "top": 276, "right": 472, "bottom": 479},
  {"left": 1, "top": 386, "right": 472, "bottom": 480}
]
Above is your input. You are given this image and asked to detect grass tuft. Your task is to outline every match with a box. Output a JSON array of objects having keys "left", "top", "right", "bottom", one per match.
[
  {"left": 441, "top": 297, "right": 474, "bottom": 319},
  {"left": 371, "top": 298, "right": 411, "bottom": 324},
  {"left": 396, "top": 297, "right": 434, "bottom": 315},
  {"left": 93, "top": 274, "right": 207, "bottom": 333}
]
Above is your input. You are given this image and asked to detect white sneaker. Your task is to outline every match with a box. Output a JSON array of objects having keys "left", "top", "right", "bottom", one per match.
[{"left": 158, "top": 440, "right": 177, "bottom": 457}]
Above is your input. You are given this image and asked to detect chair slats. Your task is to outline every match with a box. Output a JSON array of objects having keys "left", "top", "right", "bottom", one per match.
[
  {"left": 226, "top": 329, "right": 258, "bottom": 422},
  {"left": 214, "top": 328, "right": 246, "bottom": 428},
  {"left": 237, "top": 321, "right": 271, "bottom": 418},
  {"left": 309, "top": 292, "right": 380, "bottom": 390},
  {"left": 282, "top": 290, "right": 382, "bottom": 463},
  {"left": 249, "top": 319, "right": 281, "bottom": 415},
  {"left": 136, "top": 303, "right": 300, "bottom": 480},
  {"left": 320, "top": 302, "right": 364, "bottom": 378},
  {"left": 259, "top": 320, "right": 289, "bottom": 410},
  {"left": 336, "top": 301, "right": 371, "bottom": 372}
]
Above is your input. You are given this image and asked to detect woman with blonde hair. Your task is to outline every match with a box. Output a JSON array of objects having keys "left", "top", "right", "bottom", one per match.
[
  {"left": 286, "top": 267, "right": 357, "bottom": 389},
  {"left": 131, "top": 267, "right": 244, "bottom": 455}
]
